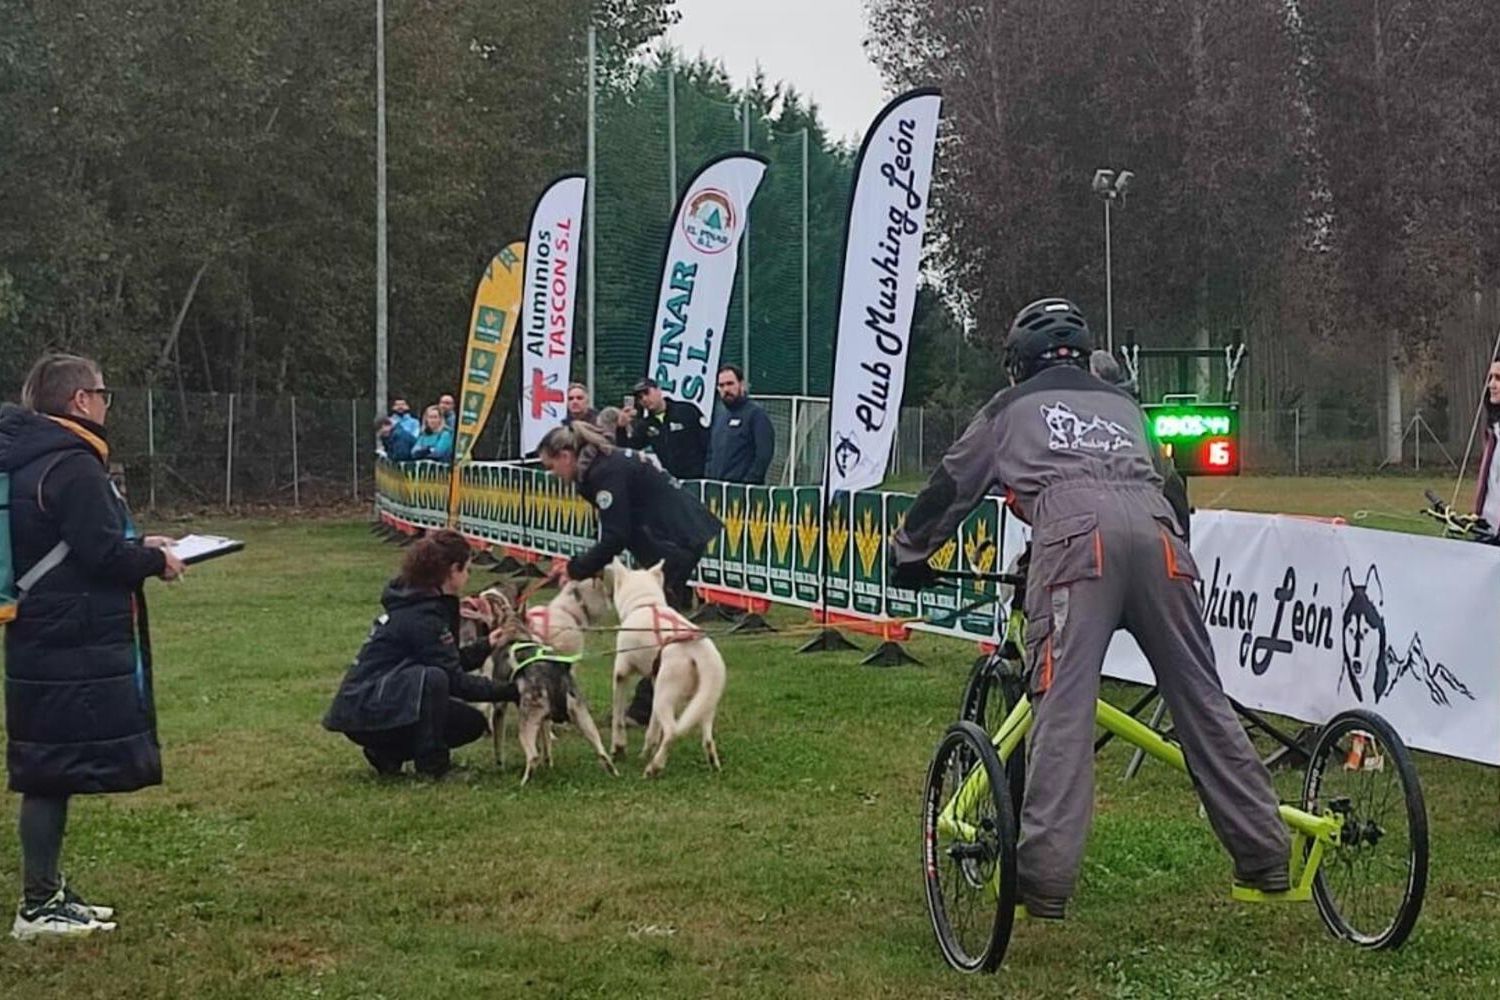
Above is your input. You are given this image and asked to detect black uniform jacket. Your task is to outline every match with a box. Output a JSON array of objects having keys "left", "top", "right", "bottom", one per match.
[
  {"left": 619, "top": 398, "right": 708, "bottom": 480},
  {"left": 568, "top": 449, "right": 722, "bottom": 580}
]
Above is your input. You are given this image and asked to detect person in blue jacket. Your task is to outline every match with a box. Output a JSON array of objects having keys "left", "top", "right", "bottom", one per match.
[
  {"left": 410, "top": 406, "right": 454, "bottom": 463},
  {"left": 389, "top": 397, "right": 421, "bottom": 439},
  {"left": 704, "top": 364, "right": 774, "bottom": 484},
  {"left": 375, "top": 417, "right": 416, "bottom": 461}
]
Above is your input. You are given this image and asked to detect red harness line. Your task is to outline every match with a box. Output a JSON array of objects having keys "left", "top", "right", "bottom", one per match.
[{"left": 649, "top": 605, "right": 705, "bottom": 646}]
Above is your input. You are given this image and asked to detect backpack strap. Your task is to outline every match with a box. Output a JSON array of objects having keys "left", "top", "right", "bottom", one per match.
[
  {"left": 16, "top": 452, "right": 79, "bottom": 595},
  {"left": 16, "top": 541, "right": 70, "bottom": 594}
]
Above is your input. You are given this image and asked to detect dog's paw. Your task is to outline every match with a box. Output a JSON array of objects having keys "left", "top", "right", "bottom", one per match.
[
  {"left": 600, "top": 756, "right": 620, "bottom": 777},
  {"left": 612, "top": 744, "right": 627, "bottom": 760}
]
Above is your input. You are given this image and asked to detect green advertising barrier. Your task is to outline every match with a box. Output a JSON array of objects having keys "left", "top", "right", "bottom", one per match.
[
  {"left": 768, "top": 487, "right": 797, "bottom": 602},
  {"left": 721, "top": 484, "right": 747, "bottom": 591},
  {"left": 822, "top": 491, "right": 852, "bottom": 612},
  {"left": 745, "top": 486, "right": 772, "bottom": 596},
  {"left": 793, "top": 486, "right": 822, "bottom": 606},
  {"left": 851, "top": 491, "right": 885, "bottom": 617},
  {"left": 697, "top": 481, "right": 723, "bottom": 587},
  {"left": 374, "top": 462, "right": 1018, "bottom": 646},
  {"left": 883, "top": 493, "right": 920, "bottom": 621},
  {"left": 957, "top": 499, "right": 1002, "bottom": 638}
]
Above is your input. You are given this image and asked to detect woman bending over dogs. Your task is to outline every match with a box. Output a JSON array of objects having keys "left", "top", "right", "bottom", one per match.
[
  {"left": 537, "top": 422, "right": 721, "bottom": 723},
  {"left": 323, "top": 530, "right": 518, "bottom": 777}
]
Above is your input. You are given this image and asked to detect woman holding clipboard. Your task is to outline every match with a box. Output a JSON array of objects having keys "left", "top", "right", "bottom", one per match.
[{"left": 0, "top": 353, "right": 187, "bottom": 941}]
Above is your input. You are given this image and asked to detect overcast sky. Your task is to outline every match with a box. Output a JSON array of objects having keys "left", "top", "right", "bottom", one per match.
[{"left": 665, "top": 0, "right": 888, "bottom": 142}]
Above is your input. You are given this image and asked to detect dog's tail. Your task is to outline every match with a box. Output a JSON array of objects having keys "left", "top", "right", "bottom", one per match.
[{"left": 674, "top": 639, "right": 727, "bottom": 734}]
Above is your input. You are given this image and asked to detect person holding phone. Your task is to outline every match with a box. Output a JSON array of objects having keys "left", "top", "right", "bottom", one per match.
[{"left": 614, "top": 377, "right": 708, "bottom": 480}]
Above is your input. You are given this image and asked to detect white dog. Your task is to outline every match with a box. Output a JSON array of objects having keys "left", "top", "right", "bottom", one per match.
[
  {"left": 523, "top": 577, "right": 612, "bottom": 656},
  {"left": 601, "top": 561, "right": 726, "bottom": 778}
]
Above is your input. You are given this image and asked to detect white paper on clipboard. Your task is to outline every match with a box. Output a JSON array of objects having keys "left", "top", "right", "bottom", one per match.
[{"left": 168, "top": 534, "right": 245, "bottom": 565}]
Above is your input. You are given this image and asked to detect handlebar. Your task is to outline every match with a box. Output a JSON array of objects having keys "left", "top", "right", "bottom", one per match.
[
  {"left": 932, "top": 569, "right": 1027, "bottom": 587},
  {"left": 1421, "top": 490, "right": 1495, "bottom": 543}
]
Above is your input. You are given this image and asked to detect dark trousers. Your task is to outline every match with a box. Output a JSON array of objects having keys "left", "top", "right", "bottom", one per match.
[
  {"left": 346, "top": 667, "right": 488, "bottom": 774},
  {"left": 18, "top": 794, "right": 69, "bottom": 905}
]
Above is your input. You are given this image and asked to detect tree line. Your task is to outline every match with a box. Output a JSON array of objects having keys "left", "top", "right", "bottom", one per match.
[{"left": 868, "top": 0, "right": 1500, "bottom": 460}]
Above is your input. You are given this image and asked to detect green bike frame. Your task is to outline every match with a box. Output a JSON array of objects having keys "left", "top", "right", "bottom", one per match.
[{"left": 938, "top": 691, "right": 1343, "bottom": 904}]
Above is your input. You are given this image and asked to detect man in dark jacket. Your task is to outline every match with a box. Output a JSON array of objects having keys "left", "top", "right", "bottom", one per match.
[
  {"left": 704, "top": 364, "right": 774, "bottom": 484},
  {"left": 890, "top": 299, "right": 1287, "bottom": 921},
  {"left": 616, "top": 377, "right": 708, "bottom": 480},
  {"left": 0, "top": 353, "right": 185, "bottom": 941}
]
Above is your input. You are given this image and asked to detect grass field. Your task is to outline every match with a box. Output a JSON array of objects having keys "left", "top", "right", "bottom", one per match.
[{"left": 3, "top": 477, "right": 1500, "bottom": 998}]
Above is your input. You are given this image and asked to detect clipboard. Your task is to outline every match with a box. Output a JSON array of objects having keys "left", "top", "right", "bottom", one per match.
[{"left": 168, "top": 534, "right": 245, "bottom": 565}]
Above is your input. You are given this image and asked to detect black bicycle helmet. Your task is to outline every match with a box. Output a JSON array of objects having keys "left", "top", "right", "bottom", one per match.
[{"left": 1004, "top": 297, "right": 1094, "bottom": 382}]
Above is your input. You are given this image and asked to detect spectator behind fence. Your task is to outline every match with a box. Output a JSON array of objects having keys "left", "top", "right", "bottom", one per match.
[
  {"left": 1474, "top": 357, "right": 1500, "bottom": 533},
  {"left": 616, "top": 377, "right": 707, "bottom": 480},
  {"left": 705, "top": 364, "right": 774, "bottom": 484},
  {"left": 563, "top": 383, "right": 596, "bottom": 428},
  {"left": 0, "top": 352, "right": 186, "bottom": 940},
  {"left": 411, "top": 406, "right": 454, "bottom": 463},
  {"left": 389, "top": 397, "right": 420, "bottom": 438},
  {"left": 374, "top": 416, "right": 415, "bottom": 462},
  {"left": 438, "top": 394, "right": 457, "bottom": 430},
  {"left": 596, "top": 407, "right": 662, "bottom": 470}
]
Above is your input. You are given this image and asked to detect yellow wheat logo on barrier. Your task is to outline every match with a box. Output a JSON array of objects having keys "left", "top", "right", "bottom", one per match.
[
  {"left": 855, "top": 505, "right": 883, "bottom": 578},
  {"left": 772, "top": 501, "right": 793, "bottom": 563},
  {"left": 706, "top": 497, "right": 721, "bottom": 555},
  {"left": 965, "top": 518, "right": 996, "bottom": 592},
  {"left": 930, "top": 536, "right": 958, "bottom": 572},
  {"left": 826, "top": 505, "right": 849, "bottom": 569},
  {"left": 748, "top": 501, "right": 768, "bottom": 560},
  {"left": 797, "top": 502, "right": 820, "bottom": 565},
  {"left": 724, "top": 500, "right": 744, "bottom": 556}
]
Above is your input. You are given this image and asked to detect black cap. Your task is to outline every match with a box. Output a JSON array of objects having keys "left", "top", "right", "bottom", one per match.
[{"left": 631, "top": 377, "right": 659, "bottom": 395}]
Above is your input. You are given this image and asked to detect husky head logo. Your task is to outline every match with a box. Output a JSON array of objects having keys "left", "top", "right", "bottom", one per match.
[
  {"left": 833, "top": 434, "right": 863, "bottom": 478},
  {"left": 1039, "top": 401, "right": 1134, "bottom": 453},
  {"left": 1340, "top": 563, "right": 1475, "bottom": 707},
  {"left": 1340, "top": 566, "right": 1388, "bottom": 702}
]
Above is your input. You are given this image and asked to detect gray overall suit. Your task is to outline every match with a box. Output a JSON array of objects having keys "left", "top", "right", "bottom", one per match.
[{"left": 893, "top": 364, "right": 1288, "bottom": 905}]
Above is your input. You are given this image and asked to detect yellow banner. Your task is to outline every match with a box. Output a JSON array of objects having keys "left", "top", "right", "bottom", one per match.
[{"left": 449, "top": 241, "right": 524, "bottom": 524}]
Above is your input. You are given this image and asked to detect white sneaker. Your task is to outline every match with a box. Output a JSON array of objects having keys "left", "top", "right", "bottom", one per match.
[
  {"left": 10, "top": 890, "right": 116, "bottom": 941},
  {"left": 61, "top": 877, "right": 114, "bottom": 921}
]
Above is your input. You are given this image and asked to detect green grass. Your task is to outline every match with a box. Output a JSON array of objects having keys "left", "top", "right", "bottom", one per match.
[{"left": 3, "top": 478, "right": 1499, "bottom": 997}]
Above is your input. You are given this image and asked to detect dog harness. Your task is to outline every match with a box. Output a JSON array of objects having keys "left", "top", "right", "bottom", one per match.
[
  {"left": 648, "top": 606, "right": 704, "bottom": 647},
  {"left": 508, "top": 642, "right": 581, "bottom": 672}
]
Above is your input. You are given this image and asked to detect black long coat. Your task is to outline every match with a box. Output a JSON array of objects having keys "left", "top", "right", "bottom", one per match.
[
  {"left": 0, "top": 406, "right": 167, "bottom": 796},
  {"left": 322, "top": 582, "right": 503, "bottom": 734},
  {"left": 568, "top": 448, "right": 722, "bottom": 580}
]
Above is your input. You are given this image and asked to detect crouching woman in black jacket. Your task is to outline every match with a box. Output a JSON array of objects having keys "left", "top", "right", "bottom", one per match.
[{"left": 323, "top": 530, "right": 516, "bottom": 777}]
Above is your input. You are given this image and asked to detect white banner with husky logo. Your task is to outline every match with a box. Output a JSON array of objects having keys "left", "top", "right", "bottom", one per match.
[
  {"left": 826, "top": 88, "right": 942, "bottom": 494},
  {"left": 519, "top": 174, "right": 586, "bottom": 456},
  {"left": 1103, "top": 510, "right": 1500, "bottom": 764},
  {"left": 647, "top": 153, "right": 769, "bottom": 424}
]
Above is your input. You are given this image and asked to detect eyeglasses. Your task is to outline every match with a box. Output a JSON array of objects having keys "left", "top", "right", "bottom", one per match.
[{"left": 82, "top": 387, "right": 114, "bottom": 408}]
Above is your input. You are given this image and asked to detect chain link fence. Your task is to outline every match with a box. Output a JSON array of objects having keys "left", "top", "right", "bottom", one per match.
[
  {"left": 106, "top": 388, "right": 373, "bottom": 511},
  {"left": 99, "top": 386, "right": 1471, "bottom": 511}
]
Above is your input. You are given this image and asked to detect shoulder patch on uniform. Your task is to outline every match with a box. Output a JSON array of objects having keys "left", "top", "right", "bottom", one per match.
[{"left": 597, "top": 490, "right": 614, "bottom": 510}]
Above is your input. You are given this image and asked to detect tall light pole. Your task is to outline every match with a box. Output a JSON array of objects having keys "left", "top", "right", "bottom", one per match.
[
  {"left": 1091, "top": 168, "right": 1134, "bottom": 353},
  {"left": 374, "top": 0, "right": 389, "bottom": 418}
]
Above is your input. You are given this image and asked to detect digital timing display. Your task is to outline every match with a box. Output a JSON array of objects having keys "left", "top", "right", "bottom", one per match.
[{"left": 1142, "top": 402, "right": 1240, "bottom": 477}]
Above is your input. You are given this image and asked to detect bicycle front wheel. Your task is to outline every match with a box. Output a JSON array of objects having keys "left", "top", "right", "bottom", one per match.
[
  {"left": 958, "top": 655, "right": 1027, "bottom": 819},
  {"left": 1303, "top": 708, "right": 1428, "bottom": 949},
  {"left": 921, "top": 721, "right": 1018, "bottom": 973}
]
